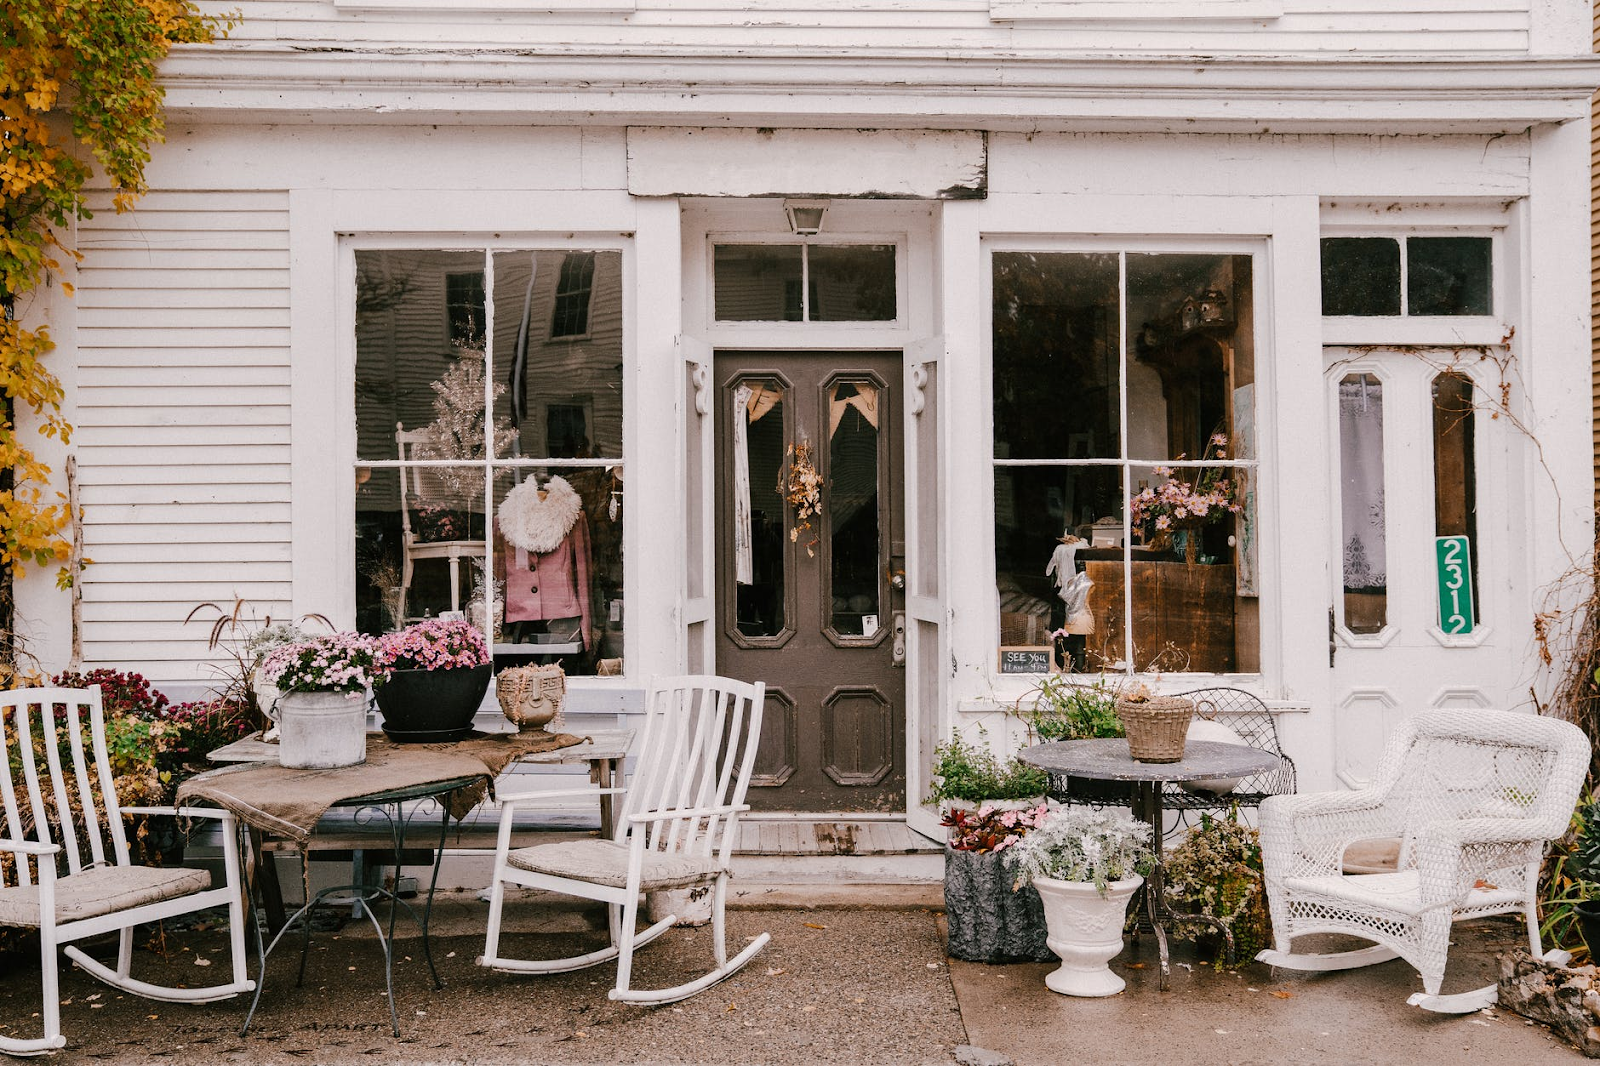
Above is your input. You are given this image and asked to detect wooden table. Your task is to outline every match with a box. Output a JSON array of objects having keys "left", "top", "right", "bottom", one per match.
[{"left": 207, "top": 728, "right": 634, "bottom": 931}]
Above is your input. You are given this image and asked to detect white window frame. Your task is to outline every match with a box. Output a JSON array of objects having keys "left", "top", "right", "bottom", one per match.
[
  {"left": 705, "top": 234, "right": 909, "bottom": 333},
  {"left": 981, "top": 235, "right": 1273, "bottom": 691},
  {"left": 343, "top": 234, "right": 634, "bottom": 682}
]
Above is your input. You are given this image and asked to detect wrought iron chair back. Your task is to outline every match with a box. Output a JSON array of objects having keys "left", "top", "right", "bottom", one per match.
[{"left": 1163, "top": 686, "right": 1297, "bottom": 815}]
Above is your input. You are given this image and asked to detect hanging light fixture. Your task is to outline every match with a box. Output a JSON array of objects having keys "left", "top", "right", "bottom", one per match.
[{"left": 784, "top": 199, "right": 828, "bottom": 236}]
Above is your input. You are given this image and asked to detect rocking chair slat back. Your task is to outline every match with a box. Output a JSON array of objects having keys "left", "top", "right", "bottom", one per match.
[
  {"left": 1, "top": 688, "right": 129, "bottom": 887},
  {"left": 624, "top": 676, "right": 764, "bottom": 861}
]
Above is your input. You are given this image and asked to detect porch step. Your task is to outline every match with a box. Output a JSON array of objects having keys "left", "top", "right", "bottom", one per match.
[{"left": 734, "top": 818, "right": 943, "bottom": 857}]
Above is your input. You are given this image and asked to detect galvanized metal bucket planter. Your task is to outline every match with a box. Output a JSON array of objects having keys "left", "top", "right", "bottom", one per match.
[{"left": 276, "top": 690, "right": 368, "bottom": 768}]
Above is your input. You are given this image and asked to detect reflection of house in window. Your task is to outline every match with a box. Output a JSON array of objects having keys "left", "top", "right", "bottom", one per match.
[
  {"left": 550, "top": 253, "right": 597, "bottom": 338},
  {"left": 445, "top": 271, "right": 486, "bottom": 347},
  {"left": 546, "top": 401, "right": 590, "bottom": 458}
]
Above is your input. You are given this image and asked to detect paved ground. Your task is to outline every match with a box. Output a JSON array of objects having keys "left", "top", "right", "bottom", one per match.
[{"left": 0, "top": 891, "right": 1586, "bottom": 1065}]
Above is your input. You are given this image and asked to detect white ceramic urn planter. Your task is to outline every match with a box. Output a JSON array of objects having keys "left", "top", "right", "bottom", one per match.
[{"left": 1032, "top": 874, "right": 1144, "bottom": 997}]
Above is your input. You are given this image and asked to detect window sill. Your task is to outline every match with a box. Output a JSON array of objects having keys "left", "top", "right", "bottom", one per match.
[
  {"left": 335, "top": 0, "right": 633, "bottom": 8},
  {"left": 990, "top": 0, "right": 1281, "bottom": 20}
]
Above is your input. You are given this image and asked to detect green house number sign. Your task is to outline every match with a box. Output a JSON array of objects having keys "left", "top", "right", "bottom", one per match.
[{"left": 1435, "top": 535, "right": 1475, "bottom": 635}]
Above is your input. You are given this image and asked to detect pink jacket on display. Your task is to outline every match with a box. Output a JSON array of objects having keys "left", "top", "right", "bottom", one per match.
[{"left": 498, "top": 512, "right": 593, "bottom": 648}]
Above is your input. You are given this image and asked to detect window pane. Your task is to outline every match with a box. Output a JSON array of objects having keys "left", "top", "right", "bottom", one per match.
[
  {"left": 730, "top": 377, "right": 789, "bottom": 639},
  {"left": 1126, "top": 253, "right": 1255, "bottom": 462},
  {"left": 1124, "top": 463, "right": 1255, "bottom": 673},
  {"left": 1432, "top": 372, "right": 1478, "bottom": 627},
  {"left": 1321, "top": 238, "right": 1400, "bottom": 316},
  {"left": 996, "top": 465, "right": 1124, "bottom": 673},
  {"left": 355, "top": 466, "right": 487, "bottom": 633},
  {"left": 827, "top": 379, "right": 883, "bottom": 635},
  {"left": 490, "top": 466, "right": 624, "bottom": 676},
  {"left": 808, "top": 245, "right": 896, "bottom": 322},
  {"left": 1338, "top": 373, "right": 1387, "bottom": 634},
  {"left": 490, "top": 250, "right": 623, "bottom": 460},
  {"left": 992, "top": 252, "right": 1120, "bottom": 460},
  {"left": 1408, "top": 237, "right": 1492, "bottom": 317},
  {"left": 355, "top": 249, "right": 488, "bottom": 463},
  {"left": 714, "top": 244, "right": 805, "bottom": 322}
]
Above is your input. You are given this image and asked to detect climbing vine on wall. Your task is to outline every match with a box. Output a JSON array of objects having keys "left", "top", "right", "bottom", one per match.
[{"left": 1, "top": 0, "right": 231, "bottom": 590}]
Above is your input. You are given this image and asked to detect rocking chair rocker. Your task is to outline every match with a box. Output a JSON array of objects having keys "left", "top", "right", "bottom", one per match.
[
  {"left": 0, "top": 688, "right": 254, "bottom": 1055},
  {"left": 478, "top": 674, "right": 770, "bottom": 1004},
  {"left": 1256, "top": 709, "right": 1588, "bottom": 1013}
]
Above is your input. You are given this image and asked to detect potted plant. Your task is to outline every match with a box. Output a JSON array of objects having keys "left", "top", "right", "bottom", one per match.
[
  {"left": 1163, "top": 807, "right": 1271, "bottom": 966},
  {"left": 372, "top": 618, "right": 493, "bottom": 742},
  {"left": 942, "top": 802, "right": 1055, "bottom": 963},
  {"left": 1566, "top": 798, "right": 1600, "bottom": 955},
  {"left": 259, "top": 633, "right": 383, "bottom": 768},
  {"left": 1127, "top": 433, "right": 1242, "bottom": 566},
  {"left": 1005, "top": 807, "right": 1154, "bottom": 997},
  {"left": 1015, "top": 676, "right": 1132, "bottom": 805},
  {"left": 928, "top": 727, "right": 1048, "bottom": 815}
]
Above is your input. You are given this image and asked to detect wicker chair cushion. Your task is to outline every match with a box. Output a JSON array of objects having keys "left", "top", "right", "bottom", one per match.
[
  {"left": 506, "top": 839, "right": 722, "bottom": 890},
  {"left": 1283, "top": 869, "right": 1524, "bottom": 918},
  {"left": 0, "top": 865, "right": 211, "bottom": 928}
]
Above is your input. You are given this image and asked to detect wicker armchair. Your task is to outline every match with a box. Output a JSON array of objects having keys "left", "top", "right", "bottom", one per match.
[{"left": 1256, "top": 710, "right": 1589, "bottom": 1013}]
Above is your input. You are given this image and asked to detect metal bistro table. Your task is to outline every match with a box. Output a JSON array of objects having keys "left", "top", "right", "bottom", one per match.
[
  {"left": 1020, "top": 738, "right": 1282, "bottom": 991},
  {"left": 243, "top": 772, "right": 483, "bottom": 1038}
]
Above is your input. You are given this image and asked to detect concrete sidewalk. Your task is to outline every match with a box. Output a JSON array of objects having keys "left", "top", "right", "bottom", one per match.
[{"left": 0, "top": 889, "right": 1584, "bottom": 1065}]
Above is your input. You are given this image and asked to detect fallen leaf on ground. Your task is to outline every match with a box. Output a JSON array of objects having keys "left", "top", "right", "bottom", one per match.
[
  {"left": 765, "top": 967, "right": 786, "bottom": 976},
  {"left": 1270, "top": 990, "right": 1294, "bottom": 1000},
  {"left": 1126, "top": 963, "right": 1146, "bottom": 969},
  {"left": 802, "top": 922, "right": 827, "bottom": 930}
]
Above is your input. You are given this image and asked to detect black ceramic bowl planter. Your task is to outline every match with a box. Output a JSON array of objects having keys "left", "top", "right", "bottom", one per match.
[{"left": 375, "top": 663, "right": 493, "bottom": 743}]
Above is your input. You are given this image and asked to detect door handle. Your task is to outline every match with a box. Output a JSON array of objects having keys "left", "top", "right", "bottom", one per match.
[{"left": 891, "top": 612, "right": 907, "bottom": 667}]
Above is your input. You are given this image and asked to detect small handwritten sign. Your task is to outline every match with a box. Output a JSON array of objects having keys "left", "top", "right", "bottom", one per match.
[
  {"left": 999, "top": 646, "right": 1054, "bottom": 674},
  {"left": 1435, "top": 535, "right": 1475, "bottom": 635}
]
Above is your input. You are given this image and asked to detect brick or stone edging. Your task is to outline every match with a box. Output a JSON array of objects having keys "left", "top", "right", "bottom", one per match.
[{"left": 1498, "top": 949, "right": 1600, "bottom": 1057}]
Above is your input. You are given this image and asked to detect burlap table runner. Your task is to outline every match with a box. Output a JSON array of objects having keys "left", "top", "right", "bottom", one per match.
[{"left": 175, "top": 730, "right": 585, "bottom": 844}]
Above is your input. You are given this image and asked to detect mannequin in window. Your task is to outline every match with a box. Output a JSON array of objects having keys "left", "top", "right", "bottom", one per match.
[{"left": 496, "top": 475, "right": 594, "bottom": 650}]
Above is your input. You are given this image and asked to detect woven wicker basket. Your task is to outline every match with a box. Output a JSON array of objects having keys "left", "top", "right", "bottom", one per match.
[
  {"left": 496, "top": 664, "right": 566, "bottom": 732},
  {"left": 1116, "top": 695, "right": 1196, "bottom": 763}
]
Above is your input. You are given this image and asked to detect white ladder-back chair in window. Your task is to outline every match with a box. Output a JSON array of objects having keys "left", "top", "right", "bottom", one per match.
[
  {"left": 0, "top": 688, "right": 254, "bottom": 1055},
  {"left": 395, "top": 423, "right": 488, "bottom": 622},
  {"left": 1257, "top": 709, "right": 1589, "bottom": 1013},
  {"left": 479, "top": 675, "right": 770, "bottom": 1004}
]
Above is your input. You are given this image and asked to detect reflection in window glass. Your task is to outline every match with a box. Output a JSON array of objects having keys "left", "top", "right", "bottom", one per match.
[
  {"left": 1432, "top": 372, "right": 1478, "bottom": 624},
  {"left": 1409, "top": 237, "right": 1492, "bottom": 317},
  {"left": 992, "top": 252, "right": 1120, "bottom": 461},
  {"left": 1321, "top": 238, "right": 1401, "bottom": 317},
  {"left": 732, "top": 379, "right": 788, "bottom": 639},
  {"left": 828, "top": 380, "right": 882, "bottom": 635},
  {"left": 993, "top": 250, "right": 1258, "bottom": 675},
  {"left": 550, "top": 252, "right": 596, "bottom": 337},
  {"left": 809, "top": 245, "right": 896, "bottom": 322},
  {"left": 1339, "top": 373, "right": 1387, "bottom": 634},
  {"left": 714, "top": 245, "right": 804, "bottom": 322},
  {"left": 353, "top": 247, "right": 625, "bottom": 678}
]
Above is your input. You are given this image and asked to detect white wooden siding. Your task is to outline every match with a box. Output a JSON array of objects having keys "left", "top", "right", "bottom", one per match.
[
  {"left": 75, "top": 190, "right": 293, "bottom": 679},
  {"left": 199, "top": 0, "right": 1532, "bottom": 55}
]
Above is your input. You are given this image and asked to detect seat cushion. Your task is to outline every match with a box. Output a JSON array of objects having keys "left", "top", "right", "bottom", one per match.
[
  {"left": 506, "top": 839, "right": 722, "bottom": 891},
  {"left": 1284, "top": 869, "right": 1524, "bottom": 918},
  {"left": 0, "top": 864, "right": 212, "bottom": 928}
]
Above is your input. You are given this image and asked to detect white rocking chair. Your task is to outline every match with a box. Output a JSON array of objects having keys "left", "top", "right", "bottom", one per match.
[
  {"left": 0, "top": 687, "right": 254, "bottom": 1055},
  {"left": 1257, "top": 709, "right": 1589, "bottom": 1013},
  {"left": 478, "top": 674, "right": 770, "bottom": 1004}
]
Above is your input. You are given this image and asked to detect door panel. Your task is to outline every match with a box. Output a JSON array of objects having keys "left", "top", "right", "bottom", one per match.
[{"left": 716, "top": 351, "right": 906, "bottom": 811}]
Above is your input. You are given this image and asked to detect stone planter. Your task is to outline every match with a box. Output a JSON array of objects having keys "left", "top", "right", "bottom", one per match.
[
  {"left": 943, "top": 847, "right": 1054, "bottom": 963},
  {"left": 374, "top": 663, "right": 492, "bottom": 742},
  {"left": 1033, "top": 874, "right": 1143, "bottom": 996}
]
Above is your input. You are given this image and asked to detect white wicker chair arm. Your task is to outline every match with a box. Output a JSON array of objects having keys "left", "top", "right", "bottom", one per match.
[
  {"left": 1261, "top": 791, "right": 1400, "bottom": 879},
  {"left": 0, "top": 838, "right": 61, "bottom": 857},
  {"left": 1413, "top": 819, "right": 1548, "bottom": 908}
]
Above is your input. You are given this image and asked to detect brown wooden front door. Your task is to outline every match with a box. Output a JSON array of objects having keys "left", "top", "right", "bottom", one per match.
[{"left": 714, "top": 351, "right": 906, "bottom": 812}]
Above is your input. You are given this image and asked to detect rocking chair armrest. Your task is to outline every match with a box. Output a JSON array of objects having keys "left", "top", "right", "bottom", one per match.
[
  {"left": 493, "top": 787, "right": 626, "bottom": 807},
  {"left": 626, "top": 804, "right": 749, "bottom": 825},
  {"left": 0, "top": 838, "right": 61, "bottom": 857},
  {"left": 121, "top": 805, "right": 237, "bottom": 823}
]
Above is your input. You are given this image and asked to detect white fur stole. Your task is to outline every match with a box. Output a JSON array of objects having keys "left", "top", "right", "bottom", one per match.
[{"left": 498, "top": 476, "right": 582, "bottom": 553}]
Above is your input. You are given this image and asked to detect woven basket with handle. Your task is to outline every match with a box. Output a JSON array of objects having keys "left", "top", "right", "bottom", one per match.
[
  {"left": 496, "top": 664, "right": 566, "bottom": 732},
  {"left": 1116, "top": 695, "right": 1196, "bottom": 763}
]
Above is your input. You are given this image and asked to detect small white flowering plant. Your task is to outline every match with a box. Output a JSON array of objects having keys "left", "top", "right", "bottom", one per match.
[
  {"left": 1005, "top": 807, "right": 1155, "bottom": 894},
  {"left": 259, "top": 633, "right": 384, "bottom": 694}
]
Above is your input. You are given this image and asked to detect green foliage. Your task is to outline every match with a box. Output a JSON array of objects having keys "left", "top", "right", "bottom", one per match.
[
  {"left": 1016, "top": 675, "right": 1124, "bottom": 742},
  {"left": 928, "top": 727, "right": 1048, "bottom": 804},
  {"left": 1541, "top": 796, "right": 1595, "bottom": 961},
  {"left": 1, "top": 0, "right": 231, "bottom": 588},
  {"left": 1164, "top": 808, "right": 1271, "bottom": 966}
]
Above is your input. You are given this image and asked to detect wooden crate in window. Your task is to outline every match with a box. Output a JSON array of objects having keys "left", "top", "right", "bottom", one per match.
[{"left": 1084, "top": 560, "right": 1236, "bottom": 673}]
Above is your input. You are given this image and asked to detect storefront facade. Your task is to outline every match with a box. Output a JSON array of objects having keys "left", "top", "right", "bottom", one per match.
[{"left": 18, "top": 1, "right": 1598, "bottom": 836}]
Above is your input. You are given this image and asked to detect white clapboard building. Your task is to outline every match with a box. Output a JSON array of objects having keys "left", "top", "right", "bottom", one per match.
[{"left": 17, "top": 0, "right": 1599, "bottom": 845}]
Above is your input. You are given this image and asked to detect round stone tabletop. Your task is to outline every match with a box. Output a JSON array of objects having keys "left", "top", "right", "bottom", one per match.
[{"left": 1020, "top": 739, "right": 1283, "bottom": 783}]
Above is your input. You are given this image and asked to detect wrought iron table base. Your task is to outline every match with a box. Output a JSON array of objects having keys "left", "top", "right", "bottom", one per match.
[{"left": 241, "top": 779, "right": 470, "bottom": 1038}]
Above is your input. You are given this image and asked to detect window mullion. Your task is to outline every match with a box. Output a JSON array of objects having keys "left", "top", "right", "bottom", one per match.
[
  {"left": 481, "top": 248, "right": 496, "bottom": 637},
  {"left": 1118, "top": 252, "right": 1134, "bottom": 676}
]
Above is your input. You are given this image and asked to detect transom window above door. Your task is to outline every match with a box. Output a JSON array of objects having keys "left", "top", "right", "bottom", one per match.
[
  {"left": 713, "top": 243, "right": 897, "bottom": 323},
  {"left": 992, "top": 249, "right": 1260, "bottom": 676}
]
